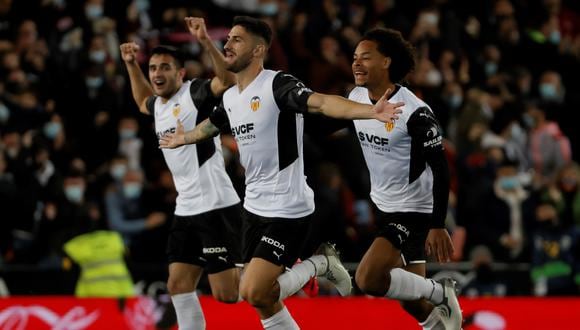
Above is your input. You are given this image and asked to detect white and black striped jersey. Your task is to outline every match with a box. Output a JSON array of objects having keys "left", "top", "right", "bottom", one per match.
[
  {"left": 349, "top": 85, "right": 449, "bottom": 226},
  {"left": 147, "top": 79, "right": 240, "bottom": 216},
  {"left": 209, "top": 70, "right": 315, "bottom": 219}
]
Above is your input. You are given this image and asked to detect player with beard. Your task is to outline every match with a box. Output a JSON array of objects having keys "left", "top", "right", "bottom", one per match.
[
  {"left": 159, "top": 16, "right": 403, "bottom": 330},
  {"left": 121, "top": 18, "right": 242, "bottom": 330}
]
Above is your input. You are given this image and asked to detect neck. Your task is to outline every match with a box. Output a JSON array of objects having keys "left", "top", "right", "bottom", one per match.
[
  {"left": 160, "top": 82, "right": 183, "bottom": 104},
  {"left": 368, "top": 80, "right": 396, "bottom": 101},
  {"left": 236, "top": 61, "right": 263, "bottom": 92}
]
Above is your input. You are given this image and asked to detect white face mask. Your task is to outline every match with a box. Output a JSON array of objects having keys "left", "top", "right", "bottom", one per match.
[
  {"left": 425, "top": 69, "right": 442, "bottom": 86},
  {"left": 0, "top": 103, "right": 10, "bottom": 123},
  {"left": 110, "top": 164, "right": 127, "bottom": 181}
]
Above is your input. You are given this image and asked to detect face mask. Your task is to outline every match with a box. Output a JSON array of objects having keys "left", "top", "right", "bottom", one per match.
[
  {"left": 522, "top": 113, "right": 535, "bottom": 128},
  {"left": 43, "top": 121, "right": 62, "bottom": 139},
  {"left": 510, "top": 124, "right": 525, "bottom": 140},
  {"left": 448, "top": 94, "right": 463, "bottom": 109},
  {"left": 425, "top": 69, "right": 442, "bottom": 86},
  {"left": 85, "top": 4, "right": 103, "bottom": 20},
  {"left": 85, "top": 76, "right": 103, "bottom": 89},
  {"left": 6, "top": 147, "right": 19, "bottom": 159},
  {"left": 539, "top": 83, "right": 558, "bottom": 101},
  {"left": 119, "top": 129, "right": 136, "bottom": 139},
  {"left": 89, "top": 50, "right": 106, "bottom": 63},
  {"left": 135, "top": 0, "right": 150, "bottom": 12},
  {"left": 485, "top": 62, "right": 498, "bottom": 76},
  {"left": 549, "top": 30, "right": 561, "bottom": 44},
  {"left": 65, "top": 185, "right": 84, "bottom": 203},
  {"left": 260, "top": 3, "right": 278, "bottom": 16},
  {"left": 0, "top": 103, "right": 10, "bottom": 123},
  {"left": 110, "top": 164, "right": 127, "bottom": 181},
  {"left": 123, "top": 183, "right": 142, "bottom": 199},
  {"left": 499, "top": 176, "right": 520, "bottom": 190}
]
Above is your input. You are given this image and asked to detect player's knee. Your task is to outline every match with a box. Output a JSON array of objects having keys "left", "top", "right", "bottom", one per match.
[
  {"left": 355, "top": 267, "right": 387, "bottom": 296},
  {"left": 240, "top": 285, "right": 273, "bottom": 308},
  {"left": 212, "top": 288, "right": 239, "bottom": 304},
  {"left": 166, "top": 277, "right": 193, "bottom": 295}
]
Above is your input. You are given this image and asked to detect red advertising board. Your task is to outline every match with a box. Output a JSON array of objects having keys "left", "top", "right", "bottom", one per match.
[{"left": 1, "top": 296, "right": 579, "bottom": 329}]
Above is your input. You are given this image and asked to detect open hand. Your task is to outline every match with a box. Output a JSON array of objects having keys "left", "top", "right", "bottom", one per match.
[
  {"left": 159, "top": 119, "right": 186, "bottom": 149},
  {"left": 373, "top": 88, "right": 404, "bottom": 123},
  {"left": 185, "top": 17, "right": 209, "bottom": 43},
  {"left": 425, "top": 228, "right": 455, "bottom": 263},
  {"left": 120, "top": 42, "right": 139, "bottom": 63}
]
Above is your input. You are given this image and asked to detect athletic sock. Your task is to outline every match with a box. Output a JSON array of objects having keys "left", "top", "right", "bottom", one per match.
[
  {"left": 277, "top": 257, "right": 322, "bottom": 300},
  {"left": 260, "top": 306, "right": 300, "bottom": 329},
  {"left": 171, "top": 291, "right": 206, "bottom": 330},
  {"left": 385, "top": 268, "right": 444, "bottom": 304}
]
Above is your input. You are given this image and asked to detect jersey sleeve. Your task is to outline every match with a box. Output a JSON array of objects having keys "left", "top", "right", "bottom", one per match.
[
  {"left": 272, "top": 72, "right": 314, "bottom": 114},
  {"left": 189, "top": 78, "right": 220, "bottom": 116},
  {"left": 407, "top": 107, "right": 449, "bottom": 228},
  {"left": 145, "top": 95, "right": 157, "bottom": 115},
  {"left": 208, "top": 99, "right": 230, "bottom": 131}
]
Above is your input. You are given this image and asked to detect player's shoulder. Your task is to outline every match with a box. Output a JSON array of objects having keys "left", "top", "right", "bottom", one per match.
[{"left": 348, "top": 86, "right": 368, "bottom": 100}]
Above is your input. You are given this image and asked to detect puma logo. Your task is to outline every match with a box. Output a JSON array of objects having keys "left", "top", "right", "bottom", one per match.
[{"left": 218, "top": 256, "right": 228, "bottom": 263}]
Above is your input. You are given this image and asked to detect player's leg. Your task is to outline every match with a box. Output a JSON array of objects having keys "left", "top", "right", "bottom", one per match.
[
  {"left": 205, "top": 205, "right": 243, "bottom": 303},
  {"left": 166, "top": 215, "right": 208, "bottom": 330},
  {"left": 167, "top": 263, "right": 206, "bottom": 330},
  {"left": 239, "top": 212, "right": 309, "bottom": 329}
]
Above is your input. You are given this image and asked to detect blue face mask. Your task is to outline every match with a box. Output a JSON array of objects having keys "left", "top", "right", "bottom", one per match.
[
  {"left": 549, "top": 30, "right": 561, "bottom": 44},
  {"left": 485, "top": 62, "right": 498, "bottom": 76},
  {"left": 260, "top": 3, "right": 278, "bottom": 16},
  {"left": 448, "top": 94, "right": 463, "bottom": 109},
  {"left": 43, "top": 121, "right": 62, "bottom": 139},
  {"left": 110, "top": 164, "right": 127, "bottom": 181},
  {"left": 85, "top": 4, "right": 103, "bottom": 19},
  {"left": 85, "top": 76, "right": 103, "bottom": 89},
  {"left": 499, "top": 176, "right": 519, "bottom": 190},
  {"left": 135, "top": 0, "right": 150, "bottom": 11},
  {"left": 119, "top": 129, "right": 137, "bottom": 139},
  {"left": 123, "top": 183, "right": 142, "bottom": 199},
  {"left": 0, "top": 103, "right": 10, "bottom": 123},
  {"left": 65, "top": 185, "right": 84, "bottom": 203},
  {"left": 522, "top": 113, "right": 536, "bottom": 128},
  {"left": 89, "top": 50, "right": 106, "bottom": 63},
  {"left": 539, "top": 83, "right": 558, "bottom": 101}
]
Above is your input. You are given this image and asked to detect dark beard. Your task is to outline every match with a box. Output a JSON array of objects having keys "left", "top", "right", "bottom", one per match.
[{"left": 227, "top": 53, "right": 252, "bottom": 73}]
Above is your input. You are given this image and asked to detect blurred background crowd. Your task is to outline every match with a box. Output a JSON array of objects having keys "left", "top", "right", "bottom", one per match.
[{"left": 1, "top": 0, "right": 580, "bottom": 297}]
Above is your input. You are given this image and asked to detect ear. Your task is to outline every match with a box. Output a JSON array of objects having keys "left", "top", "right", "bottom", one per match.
[
  {"left": 253, "top": 44, "right": 266, "bottom": 57},
  {"left": 178, "top": 67, "right": 186, "bottom": 79},
  {"left": 384, "top": 57, "right": 391, "bottom": 69}
]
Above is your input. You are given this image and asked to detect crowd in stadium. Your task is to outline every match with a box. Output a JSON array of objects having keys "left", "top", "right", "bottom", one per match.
[{"left": 1, "top": 0, "right": 579, "bottom": 296}]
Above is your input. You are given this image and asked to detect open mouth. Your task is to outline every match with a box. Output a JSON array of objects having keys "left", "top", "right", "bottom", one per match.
[
  {"left": 153, "top": 79, "right": 166, "bottom": 89},
  {"left": 354, "top": 71, "right": 367, "bottom": 79}
]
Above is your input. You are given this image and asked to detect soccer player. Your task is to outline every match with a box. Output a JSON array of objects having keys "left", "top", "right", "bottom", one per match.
[
  {"left": 159, "top": 16, "right": 403, "bottom": 330},
  {"left": 120, "top": 17, "right": 242, "bottom": 330},
  {"left": 350, "top": 28, "right": 462, "bottom": 329}
]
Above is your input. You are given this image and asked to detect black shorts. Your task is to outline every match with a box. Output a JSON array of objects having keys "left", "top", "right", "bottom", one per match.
[
  {"left": 241, "top": 209, "right": 310, "bottom": 268},
  {"left": 375, "top": 211, "right": 431, "bottom": 265},
  {"left": 166, "top": 203, "right": 242, "bottom": 274}
]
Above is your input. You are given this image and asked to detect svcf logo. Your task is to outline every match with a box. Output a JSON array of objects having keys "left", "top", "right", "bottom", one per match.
[
  {"left": 250, "top": 96, "right": 261, "bottom": 112},
  {"left": 385, "top": 121, "right": 395, "bottom": 132},
  {"left": 172, "top": 104, "right": 181, "bottom": 117}
]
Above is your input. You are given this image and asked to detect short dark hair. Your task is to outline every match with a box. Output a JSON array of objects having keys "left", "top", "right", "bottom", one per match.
[
  {"left": 150, "top": 45, "right": 184, "bottom": 68},
  {"left": 360, "top": 28, "right": 416, "bottom": 83},
  {"left": 232, "top": 16, "right": 272, "bottom": 47}
]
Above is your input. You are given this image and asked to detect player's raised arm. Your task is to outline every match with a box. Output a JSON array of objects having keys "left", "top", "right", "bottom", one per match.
[
  {"left": 158, "top": 118, "right": 220, "bottom": 149},
  {"left": 307, "top": 88, "right": 404, "bottom": 122},
  {"left": 185, "top": 17, "right": 235, "bottom": 96},
  {"left": 120, "top": 42, "right": 154, "bottom": 115}
]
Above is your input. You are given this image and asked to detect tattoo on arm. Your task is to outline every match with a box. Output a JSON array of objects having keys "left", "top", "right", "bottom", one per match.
[{"left": 184, "top": 119, "right": 220, "bottom": 144}]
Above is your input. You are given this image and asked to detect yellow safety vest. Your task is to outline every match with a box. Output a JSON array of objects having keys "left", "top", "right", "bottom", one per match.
[{"left": 64, "top": 230, "right": 135, "bottom": 298}]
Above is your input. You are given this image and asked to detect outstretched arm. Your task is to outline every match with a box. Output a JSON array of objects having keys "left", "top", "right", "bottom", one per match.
[
  {"left": 307, "top": 89, "right": 403, "bottom": 123},
  {"left": 159, "top": 118, "right": 220, "bottom": 149},
  {"left": 120, "top": 42, "right": 153, "bottom": 115},
  {"left": 185, "top": 17, "right": 235, "bottom": 96}
]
